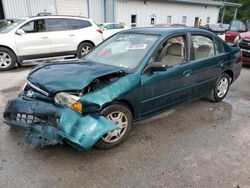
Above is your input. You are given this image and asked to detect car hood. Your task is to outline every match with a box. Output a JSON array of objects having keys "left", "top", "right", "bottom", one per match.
[{"left": 27, "top": 61, "right": 125, "bottom": 96}]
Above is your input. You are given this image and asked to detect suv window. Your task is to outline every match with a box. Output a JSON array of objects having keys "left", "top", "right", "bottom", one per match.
[
  {"left": 192, "top": 35, "right": 215, "bottom": 60},
  {"left": 46, "top": 18, "right": 70, "bottom": 32},
  {"left": 156, "top": 35, "right": 187, "bottom": 67},
  {"left": 113, "top": 24, "right": 124, "bottom": 29},
  {"left": 21, "top": 19, "right": 45, "bottom": 33},
  {"left": 68, "top": 19, "right": 92, "bottom": 30}
]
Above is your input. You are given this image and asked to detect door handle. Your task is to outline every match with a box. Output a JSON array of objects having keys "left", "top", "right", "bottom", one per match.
[
  {"left": 41, "top": 36, "right": 48, "bottom": 39},
  {"left": 218, "top": 61, "right": 224, "bottom": 67},
  {"left": 183, "top": 70, "right": 192, "bottom": 77},
  {"left": 68, "top": 34, "right": 75, "bottom": 37}
]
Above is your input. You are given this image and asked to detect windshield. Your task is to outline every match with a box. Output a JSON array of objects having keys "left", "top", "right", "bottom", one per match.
[
  {"left": 84, "top": 33, "right": 159, "bottom": 70},
  {"left": 0, "top": 19, "right": 25, "bottom": 33},
  {"left": 229, "top": 20, "right": 246, "bottom": 32}
]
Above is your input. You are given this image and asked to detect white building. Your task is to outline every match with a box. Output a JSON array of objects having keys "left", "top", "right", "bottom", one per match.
[{"left": 0, "top": 0, "right": 240, "bottom": 27}]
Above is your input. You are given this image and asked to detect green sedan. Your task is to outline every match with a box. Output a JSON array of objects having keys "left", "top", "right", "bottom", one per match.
[{"left": 3, "top": 27, "right": 242, "bottom": 150}]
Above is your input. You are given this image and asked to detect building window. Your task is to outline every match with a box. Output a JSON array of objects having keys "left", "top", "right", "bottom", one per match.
[
  {"left": 182, "top": 16, "right": 187, "bottom": 24},
  {"left": 167, "top": 16, "right": 172, "bottom": 24},
  {"left": 131, "top": 15, "right": 137, "bottom": 27},
  {"left": 206, "top": 17, "right": 210, "bottom": 24}
]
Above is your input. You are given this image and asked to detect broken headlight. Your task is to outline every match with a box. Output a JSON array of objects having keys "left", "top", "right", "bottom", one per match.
[{"left": 54, "top": 92, "right": 83, "bottom": 113}]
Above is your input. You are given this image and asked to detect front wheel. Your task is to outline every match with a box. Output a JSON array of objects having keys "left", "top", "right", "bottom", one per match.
[
  {"left": 76, "top": 42, "right": 94, "bottom": 58},
  {"left": 0, "top": 47, "right": 17, "bottom": 71},
  {"left": 208, "top": 73, "right": 230, "bottom": 102},
  {"left": 95, "top": 104, "right": 133, "bottom": 150}
]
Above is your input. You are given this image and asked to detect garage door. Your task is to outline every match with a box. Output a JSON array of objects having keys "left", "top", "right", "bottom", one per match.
[
  {"left": 56, "top": 0, "right": 88, "bottom": 17},
  {"left": 2, "top": 0, "right": 56, "bottom": 18}
]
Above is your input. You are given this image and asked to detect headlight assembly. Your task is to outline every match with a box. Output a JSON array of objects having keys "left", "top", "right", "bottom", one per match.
[{"left": 54, "top": 92, "right": 83, "bottom": 113}]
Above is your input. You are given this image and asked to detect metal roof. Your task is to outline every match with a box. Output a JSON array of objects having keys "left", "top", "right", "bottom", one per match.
[
  {"left": 222, "top": 2, "right": 241, "bottom": 7},
  {"left": 164, "top": 0, "right": 241, "bottom": 7}
]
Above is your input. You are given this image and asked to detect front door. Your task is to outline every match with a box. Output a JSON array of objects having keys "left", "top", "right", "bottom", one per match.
[
  {"left": 140, "top": 34, "right": 194, "bottom": 118},
  {"left": 15, "top": 19, "right": 51, "bottom": 57}
]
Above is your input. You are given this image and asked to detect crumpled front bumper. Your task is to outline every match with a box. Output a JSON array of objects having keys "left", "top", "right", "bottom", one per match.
[{"left": 3, "top": 98, "right": 118, "bottom": 151}]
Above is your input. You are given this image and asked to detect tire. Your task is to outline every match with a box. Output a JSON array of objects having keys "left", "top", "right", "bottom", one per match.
[
  {"left": 76, "top": 42, "right": 94, "bottom": 59},
  {"left": 95, "top": 103, "right": 133, "bottom": 150},
  {"left": 0, "top": 47, "right": 17, "bottom": 71},
  {"left": 208, "top": 73, "right": 230, "bottom": 102}
]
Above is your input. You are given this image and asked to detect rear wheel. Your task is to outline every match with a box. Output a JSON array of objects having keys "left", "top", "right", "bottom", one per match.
[
  {"left": 208, "top": 73, "right": 230, "bottom": 102},
  {"left": 76, "top": 42, "right": 94, "bottom": 58},
  {"left": 0, "top": 47, "right": 17, "bottom": 71},
  {"left": 95, "top": 104, "right": 133, "bottom": 150}
]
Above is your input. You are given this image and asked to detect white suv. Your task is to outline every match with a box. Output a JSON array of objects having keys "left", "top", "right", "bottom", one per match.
[{"left": 0, "top": 16, "right": 103, "bottom": 71}]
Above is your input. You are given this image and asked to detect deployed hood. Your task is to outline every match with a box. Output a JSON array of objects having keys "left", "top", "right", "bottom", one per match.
[{"left": 27, "top": 61, "right": 125, "bottom": 95}]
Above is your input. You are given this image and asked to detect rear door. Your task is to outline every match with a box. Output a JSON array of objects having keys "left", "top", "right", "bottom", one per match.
[
  {"left": 189, "top": 33, "right": 226, "bottom": 98},
  {"left": 45, "top": 18, "right": 76, "bottom": 54},
  {"left": 15, "top": 19, "right": 51, "bottom": 57}
]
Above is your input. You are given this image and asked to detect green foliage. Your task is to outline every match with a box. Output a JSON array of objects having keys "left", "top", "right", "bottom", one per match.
[{"left": 218, "top": 0, "right": 250, "bottom": 24}]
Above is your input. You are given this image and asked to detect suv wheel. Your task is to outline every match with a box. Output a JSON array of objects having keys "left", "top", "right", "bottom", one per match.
[
  {"left": 95, "top": 104, "right": 133, "bottom": 150},
  {"left": 208, "top": 73, "right": 230, "bottom": 102},
  {"left": 76, "top": 42, "right": 94, "bottom": 58},
  {"left": 0, "top": 47, "right": 17, "bottom": 71}
]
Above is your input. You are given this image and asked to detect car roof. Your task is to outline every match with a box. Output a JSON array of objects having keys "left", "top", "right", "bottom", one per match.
[
  {"left": 28, "top": 15, "right": 91, "bottom": 21},
  {"left": 120, "top": 27, "right": 214, "bottom": 36}
]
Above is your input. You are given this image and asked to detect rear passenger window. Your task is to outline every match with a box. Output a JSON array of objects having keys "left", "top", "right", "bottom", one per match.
[
  {"left": 192, "top": 35, "right": 215, "bottom": 60},
  {"left": 68, "top": 19, "right": 92, "bottom": 30},
  {"left": 156, "top": 35, "right": 187, "bottom": 67},
  {"left": 46, "top": 18, "right": 70, "bottom": 32}
]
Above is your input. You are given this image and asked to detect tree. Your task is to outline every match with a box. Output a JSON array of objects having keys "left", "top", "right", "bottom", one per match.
[{"left": 218, "top": 0, "right": 250, "bottom": 23}]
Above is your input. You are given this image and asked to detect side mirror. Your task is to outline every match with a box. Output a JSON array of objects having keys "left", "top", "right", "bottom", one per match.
[
  {"left": 143, "top": 62, "right": 167, "bottom": 74},
  {"left": 16, "top": 29, "right": 25, "bottom": 35}
]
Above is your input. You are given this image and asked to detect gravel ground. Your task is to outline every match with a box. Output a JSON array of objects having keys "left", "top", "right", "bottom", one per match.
[{"left": 0, "top": 66, "right": 250, "bottom": 188}]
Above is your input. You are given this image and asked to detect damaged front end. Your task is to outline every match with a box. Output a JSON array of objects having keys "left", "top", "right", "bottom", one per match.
[
  {"left": 3, "top": 61, "right": 139, "bottom": 150},
  {"left": 2, "top": 62, "right": 134, "bottom": 150},
  {"left": 3, "top": 98, "right": 118, "bottom": 150}
]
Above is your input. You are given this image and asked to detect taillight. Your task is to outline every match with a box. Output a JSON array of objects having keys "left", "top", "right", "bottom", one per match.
[{"left": 97, "top": 29, "right": 103, "bottom": 34}]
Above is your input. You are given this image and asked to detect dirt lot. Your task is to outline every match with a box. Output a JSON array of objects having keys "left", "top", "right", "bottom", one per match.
[{"left": 0, "top": 66, "right": 250, "bottom": 188}]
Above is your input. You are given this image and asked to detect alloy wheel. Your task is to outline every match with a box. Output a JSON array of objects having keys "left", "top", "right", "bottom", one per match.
[
  {"left": 102, "top": 111, "right": 129, "bottom": 143},
  {"left": 217, "top": 77, "right": 229, "bottom": 98},
  {"left": 81, "top": 45, "right": 92, "bottom": 56},
  {"left": 0, "top": 52, "right": 12, "bottom": 69}
]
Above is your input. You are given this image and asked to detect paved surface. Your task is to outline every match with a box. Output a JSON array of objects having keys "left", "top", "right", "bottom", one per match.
[{"left": 0, "top": 66, "right": 250, "bottom": 188}]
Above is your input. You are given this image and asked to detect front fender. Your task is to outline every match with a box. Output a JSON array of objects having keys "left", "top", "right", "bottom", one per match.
[{"left": 58, "top": 109, "right": 118, "bottom": 150}]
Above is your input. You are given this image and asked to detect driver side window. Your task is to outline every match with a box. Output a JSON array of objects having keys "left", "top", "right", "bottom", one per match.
[
  {"left": 21, "top": 19, "right": 46, "bottom": 33},
  {"left": 156, "top": 35, "right": 187, "bottom": 67}
]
